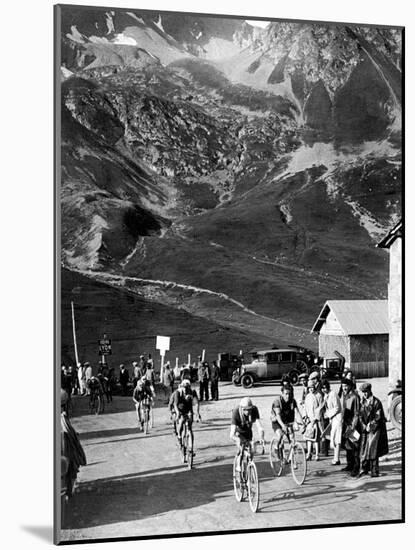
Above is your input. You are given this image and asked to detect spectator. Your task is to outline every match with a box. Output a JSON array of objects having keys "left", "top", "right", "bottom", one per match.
[
  {"left": 340, "top": 377, "right": 361, "bottom": 477},
  {"left": 210, "top": 360, "right": 220, "bottom": 401},
  {"left": 163, "top": 362, "right": 175, "bottom": 402},
  {"left": 147, "top": 354, "right": 154, "bottom": 369},
  {"left": 139, "top": 355, "right": 147, "bottom": 374},
  {"left": 198, "top": 361, "right": 210, "bottom": 401},
  {"left": 77, "top": 363, "right": 86, "bottom": 396},
  {"left": 321, "top": 379, "right": 342, "bottom": 465},
  {"left": 119, "top": 364, "right": 130, "bottom": 396},
  {"left": 61, "top": 366, "right": 73, "bottom": 396},
  {"left": 359, "top": 382, "right": 389, "bottom": 477},
  {"left": 61, "top": 389, "right": 86, "bottom": 502},
  {"left": 304, "top": 380, "right": 324, "bottom": 461},
  {"left": 180, "top": 364, "right": 191, "bottom": 382},
  {"left": 173, "top": 362, "right": 181, "bottom": 381},
  {"left": 84, "top": 362, "right": 93, "bottom": 394}
]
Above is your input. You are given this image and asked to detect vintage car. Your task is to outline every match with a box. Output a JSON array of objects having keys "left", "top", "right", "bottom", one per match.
[{"left": 232, "top": 348, "right": 309, "bottom": 388}]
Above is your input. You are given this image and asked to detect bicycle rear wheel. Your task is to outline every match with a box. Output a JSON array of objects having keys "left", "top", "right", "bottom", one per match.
[
  {"left": 269, "top": 438, "right": 284, "bottom": 476},
  {"left": 247, "top": 462, "right": 260, "bottom": 513},
  {"left": 181, "top": 426, "right": 187, "bottom": 463},
  {"left": 233, "top": 455, "right": 244, "bottom": 502},
  {"left": 291, "top": 443, "right": 307, "bottom": 485}
]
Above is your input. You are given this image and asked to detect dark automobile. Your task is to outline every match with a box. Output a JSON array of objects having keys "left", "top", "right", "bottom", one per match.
[{"left": 232, "top": 348, "right": 309, "bottom": 388}]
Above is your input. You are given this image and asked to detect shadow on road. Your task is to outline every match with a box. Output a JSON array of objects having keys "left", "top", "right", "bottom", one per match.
[{"left": 64, "top": 462, "right": 236, "bottom": 531}]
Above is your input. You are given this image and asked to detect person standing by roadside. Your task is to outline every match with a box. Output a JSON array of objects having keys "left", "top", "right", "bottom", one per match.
[
  {"left": 119, "top": 364, "right": 130, "bottom": 396},
  {"left": 180, "top": 363, "right": 191, "bottom": 382},
  {"left": 84, "top": 362, "right": 92, "bottom": 394},
  {"left": 358, "top": 382, "right": 389, "bottom": 477},
  {"left": 198, "top": 361, "right": 210, "bottom": 401},
  {"left": 163, "top": 362, "right": 175, "bottom": 402},
  {"left": 77, "top": 363, "right": 86, "bottom": 396},
  {"left": 304, "top": 380, "right": 323, "bottom": 461},
  {"left": 210, "top": 360, "right": 220, "bottom": 401},
  {"left": 139, "top": 355, "right": 147, "bottom": 374},
  {"left": 321, "top": 379, "right": 342, "bottom": 465},
  {"left": 340, "top": 377, "right": 361, "bottom": 477}
]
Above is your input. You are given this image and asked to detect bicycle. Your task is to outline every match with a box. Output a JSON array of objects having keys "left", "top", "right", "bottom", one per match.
[
  {"left": 233, "top": 439, "right": 264, "bottom": 513},
  {"left": 178, "top": 413, "right": 195, "bottom": 469},
  {"left": 89, "top": 387, "right": 104, "bottom": 415},
  {"left": 269, "top": 422, "right": 307, "bottom": 486},
  {"left": 140, "top": 395, "right": 153, "bottom": 434}
]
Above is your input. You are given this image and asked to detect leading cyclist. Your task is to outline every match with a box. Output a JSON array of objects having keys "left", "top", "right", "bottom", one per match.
[
  {"left": 172, "top": 380, "right": 201, "bottom": 449},
  {"left": 133, "top": 376, "right": 154, "bottom": 430},
  {"left": 230, "top": 397, "right": 264, "bottom": 471}
]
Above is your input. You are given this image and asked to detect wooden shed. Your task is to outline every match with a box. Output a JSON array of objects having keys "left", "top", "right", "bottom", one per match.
[{"left": 311, "top": 300, "right": 389, "bottom": 378}]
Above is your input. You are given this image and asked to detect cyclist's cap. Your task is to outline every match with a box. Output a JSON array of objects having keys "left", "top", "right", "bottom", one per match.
[
  {"left": 240, "top": 397, "right": 253, "bottom": 409},
  {"left": 84, "top": 362, "right": 90, "bottom": 366},
  {"left": 181, "top": 379, "right": 191, "bottom": 387},
  {"left": 132, "top": 361, "right": 138, "bottom": 366}
]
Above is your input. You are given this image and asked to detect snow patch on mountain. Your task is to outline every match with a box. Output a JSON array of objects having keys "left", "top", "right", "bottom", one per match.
[
  {"left": 113, "top": 33, "right": 138, "bottom": 46},
  {"left": 105, "top": 11, "right": 115, "bottom": 34},
  {"left": 155, "top": 16, "right": 165, "bottom": 33},
  {"left": 344, "top": 200, "right": 388, "bottom": 241},
  {"left": 66, "top": 25, "right": 84, "bottom": 43}
]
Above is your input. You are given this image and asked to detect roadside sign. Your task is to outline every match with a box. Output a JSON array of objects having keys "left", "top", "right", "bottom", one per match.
[
  {"left": 98, "top": 336, "right": 112, "bottom": 355},
  {"left": 156, "top": 335, "right": 170, "bottom": 353}
]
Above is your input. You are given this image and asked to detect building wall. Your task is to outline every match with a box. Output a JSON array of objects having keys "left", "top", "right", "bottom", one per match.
[
  {"left": 350, "top": 334, "right": 389, "bottom": 378},
  {"left": 319, "top": 334, "right": 350, "bottom": 364},
  {"left": 320, "top": 310, "right": 344, "bottom": 335},
  {"left": 388, "top": 238, "right": 402, "bottom": 385}
]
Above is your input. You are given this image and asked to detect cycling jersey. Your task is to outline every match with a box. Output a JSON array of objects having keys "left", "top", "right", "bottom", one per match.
[
  {"left": 173, "top": 388, "right": 198, "bottom": 415},
  {"left": 133, "top": 385, "right": 152, "bottom": 402},
  {"left": 231, "top": 406, "right": 260, "bottom": 440},
  {"left": 271, "top": 395, "right": 298, "bottom": 428}
]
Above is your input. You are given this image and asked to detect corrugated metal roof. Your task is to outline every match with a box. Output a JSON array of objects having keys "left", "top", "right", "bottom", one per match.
[{"left": 311, "top": 300, "right": 389, "bottom": 335}]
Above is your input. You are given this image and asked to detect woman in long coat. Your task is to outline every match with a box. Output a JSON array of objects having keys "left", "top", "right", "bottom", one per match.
[{"left": 359, "top": 382, "right": 389, "bottom": 477}]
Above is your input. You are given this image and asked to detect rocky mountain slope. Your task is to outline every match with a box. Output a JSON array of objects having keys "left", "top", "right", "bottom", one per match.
[{"left": 58, "top": 6, "right": 402, "bottom": 357}]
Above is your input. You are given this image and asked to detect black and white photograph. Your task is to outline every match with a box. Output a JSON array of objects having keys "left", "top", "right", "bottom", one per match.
[{"left": 54, "top": 1, "right": 403, "bottom": 545}]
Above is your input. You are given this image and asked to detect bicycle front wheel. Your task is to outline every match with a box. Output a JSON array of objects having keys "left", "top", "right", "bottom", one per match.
[
  {"left": 269, "top": 438, "right": 284, "bottom": 476},
  {"left": 187, "top": 430, "right": 193, "bottom": 470},
  {"left": 247, "top": 462, "right": 260, "bottom": 513},
  {"left": 233, "top": 455, "right": 244, "bottom": 502},
  {"left": 144, "top": 408, "right": 150, "bottom": 434},
  {"left": 291, "top": 443, "right": 307, "bottom": 486}
]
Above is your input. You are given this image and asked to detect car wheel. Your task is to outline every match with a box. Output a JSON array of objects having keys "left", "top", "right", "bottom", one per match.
[
  {"left": 296, "top": 360, "right": 308, "bottom": 374},
  {"left": 289, "top": 370, "right": 299, "bottom": 386},
  {"left": 241, "top": 374, "right": 254, "bottom": 388}
]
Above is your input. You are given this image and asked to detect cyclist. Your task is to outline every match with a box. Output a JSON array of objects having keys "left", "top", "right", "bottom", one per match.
[
  {"left": 230, "top": 397, "right": 264, "bottom": 472},
  {"left": 172, "top": 379, "right": 201, "bottom": 450},
  {"left": 271, "top": 386, "right": 303, "bottom": 450},
  {"left": 133, "top": 376, "right": 154, "bottom": 430},
  {"left": 87, "top": 375, "right": 104, "bottom": 408}
]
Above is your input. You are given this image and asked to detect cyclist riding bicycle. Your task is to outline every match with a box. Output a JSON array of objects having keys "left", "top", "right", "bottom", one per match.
[
  {"left": 133, "top": 376, "right": 154, "bottom": 430},
  {"left": 271, "top": 386, "right": 303, "bottom": 448},
  {"left": 87, "top": 375, "right": 103, "bottom": 396},
  {"left": 172, "top": 379, "right": 201, "bottom": 447},
  {"left": 230, "top": 397, "right": 264, "bottom": 472}
]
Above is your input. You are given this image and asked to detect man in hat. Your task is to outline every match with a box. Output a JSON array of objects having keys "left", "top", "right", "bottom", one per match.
[
  {"left": 321, "top": 379, "right": 342, "bottom": 465},
  {"left": 132, "top": 361, "right": 141, "bottom": 389},
  {"left": 340, "top": 377, "right": 361, "bottom": 476},
  {"left": 198, "top": 361, "right": 210, "bottom": 401},
  {"left": 358, "top": 383, "right": 389, "bottom": 477},
  {"left": 119, "top": 364, "right": 130, "bottom": 396},
  {"left": 210, "top": 360, "right": 220, "bottom": 401}
]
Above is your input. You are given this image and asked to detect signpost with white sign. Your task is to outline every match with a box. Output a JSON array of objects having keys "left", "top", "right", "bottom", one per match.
[
  {"left": 156, "top": 335, "right": 170, "bottom": 382},
  {"left": 99, "top": 334, "right": 112, "bottom": 365}
]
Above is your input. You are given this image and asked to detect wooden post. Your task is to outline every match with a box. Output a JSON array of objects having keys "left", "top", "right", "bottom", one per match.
[
  {"left": 160, "top": 353, "right": 165, "bottom": 383},
  {"left": 202, "top": 349, "right": 206, "bottom": 361},
  {"left": 71, "top": 301, "right": 79, "bottom": 366},
  {"left": 188, "top": 353, "right": 191, "bottom": 366},
  {"left": 175, "top": 357, "right": 179, "bottom": 368}
]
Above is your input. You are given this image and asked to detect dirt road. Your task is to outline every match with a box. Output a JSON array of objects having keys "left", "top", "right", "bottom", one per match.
[{"left": 61, "top": 378, "right": 402, "bottom": 542}]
